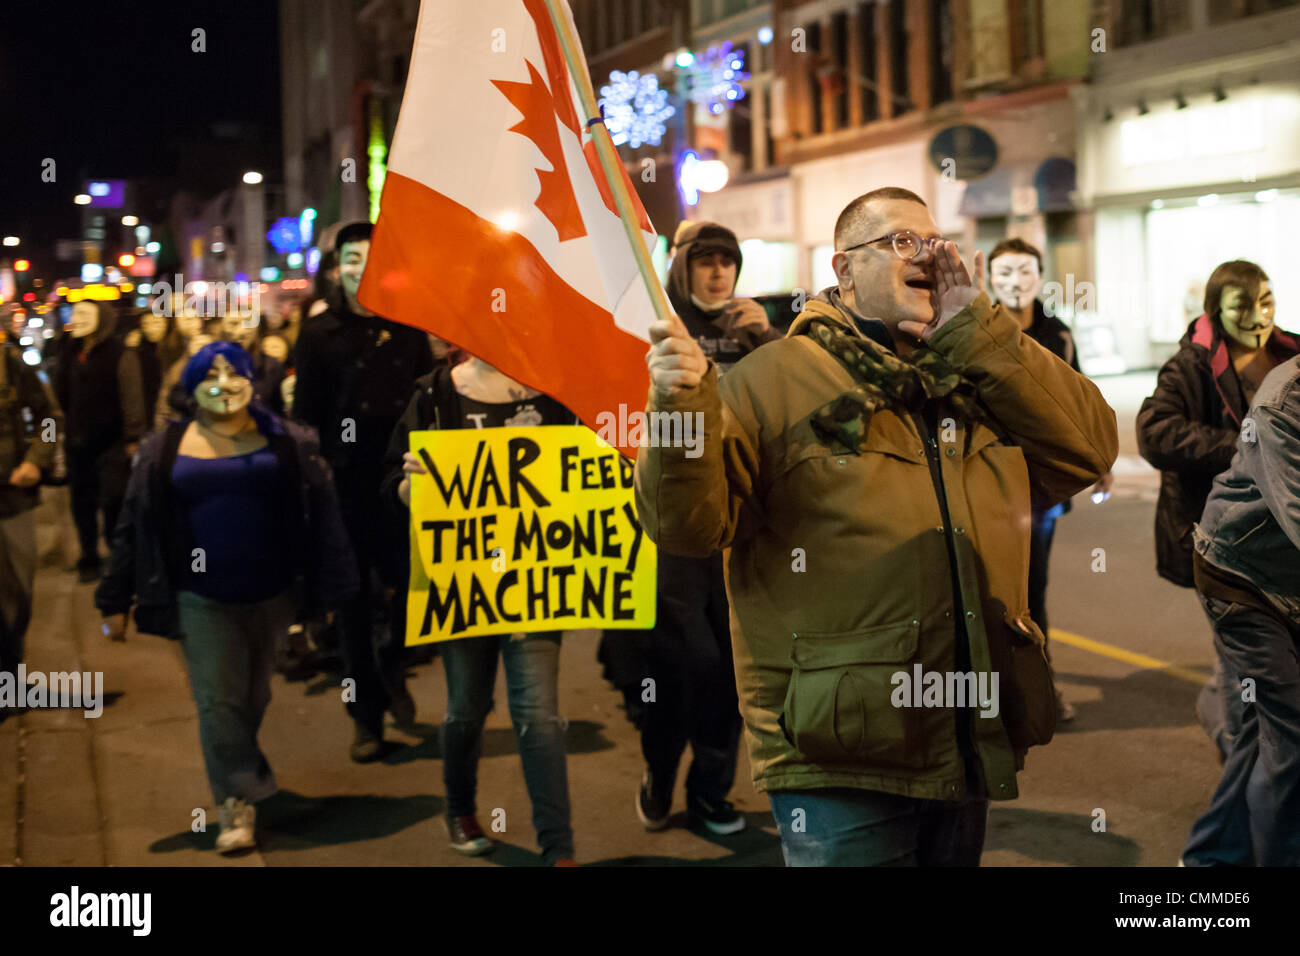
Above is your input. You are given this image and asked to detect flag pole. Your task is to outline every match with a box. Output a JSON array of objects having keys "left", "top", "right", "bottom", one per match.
[{"left": 540, "top": 0, "right": 676, "bottom": 327}]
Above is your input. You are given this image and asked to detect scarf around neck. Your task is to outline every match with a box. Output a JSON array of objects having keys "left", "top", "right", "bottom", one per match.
[{"left": 802, "top": 314, "right": 988, "bottom": 455}]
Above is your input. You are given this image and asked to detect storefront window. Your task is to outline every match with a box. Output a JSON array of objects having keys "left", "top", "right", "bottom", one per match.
[
  {"left": 734, "top": 240, "right": 797, "bottom": 297},
  {"left": 1143, "top": 190, "right": 1300, "bottom": 343}
]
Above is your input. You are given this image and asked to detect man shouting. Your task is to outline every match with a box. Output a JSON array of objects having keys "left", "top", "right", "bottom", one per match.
[{"left": 636, "top": 187, "right": 1117, "bottom": 866}]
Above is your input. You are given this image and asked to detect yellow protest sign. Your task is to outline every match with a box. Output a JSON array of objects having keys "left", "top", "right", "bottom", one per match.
[{"left": 406, "top": 425, "right": 657, "bottom": 644}]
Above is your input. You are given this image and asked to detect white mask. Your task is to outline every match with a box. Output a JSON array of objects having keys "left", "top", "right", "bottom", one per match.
[
  {"left": 69, "top": 302, "right": 100, "bottom": 339},
  {"left": 193, "top": 355, "right": 253, "bottom": 417}
]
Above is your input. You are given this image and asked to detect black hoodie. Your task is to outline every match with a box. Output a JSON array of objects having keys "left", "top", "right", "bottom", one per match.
[{"left": 666, "top": 221, "right": 781, "bottom": 376}]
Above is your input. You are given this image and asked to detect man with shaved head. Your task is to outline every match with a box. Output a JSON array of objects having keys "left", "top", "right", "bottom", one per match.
[{"left": 636, "top": 187, "right": 1118, "bottom": 866}]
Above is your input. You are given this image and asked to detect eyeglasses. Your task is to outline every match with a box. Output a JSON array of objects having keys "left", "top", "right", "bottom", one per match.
[{"left": 838, "top": 230, "right": 942, "bottom": 261}]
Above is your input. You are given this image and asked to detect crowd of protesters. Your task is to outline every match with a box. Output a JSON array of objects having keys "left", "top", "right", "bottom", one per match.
[{"left": 0, "top": 189, "right": 1295, "bottom": 868}]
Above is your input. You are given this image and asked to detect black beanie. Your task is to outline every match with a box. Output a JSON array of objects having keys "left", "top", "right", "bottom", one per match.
[{"left": 686, "top": 223, "right": 743, "bottom": 273}]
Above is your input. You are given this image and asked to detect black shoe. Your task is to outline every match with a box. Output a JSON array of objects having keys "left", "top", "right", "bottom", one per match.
[
  {"left": 388, "top": 685, "right": 416, "bottom": 728},
  {"left": 687, "top": 794, "right": 746, "bottom": 835},
  {"left": 635, "top": 770, "right": 671, "bottom": 831},
  {"left": 76, "top": 561, "right": 101, "bottom": 584},
  {"left": 349, "top": 724, "right": 384, "bottom": 763}
]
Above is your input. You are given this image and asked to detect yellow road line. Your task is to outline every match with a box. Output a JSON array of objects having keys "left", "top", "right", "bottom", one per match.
[{"left": 1049, "top": 628, "right": 1209, "bottom": 686}]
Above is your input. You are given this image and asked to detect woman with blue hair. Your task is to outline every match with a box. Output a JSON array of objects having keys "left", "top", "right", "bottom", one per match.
[{"left": 96, "top": 341, "right": 359, "bottom": 855}]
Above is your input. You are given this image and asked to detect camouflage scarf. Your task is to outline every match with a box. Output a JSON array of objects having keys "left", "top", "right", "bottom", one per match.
[{"left": 804, "top": 317, "right": 987, "bottom": 454}]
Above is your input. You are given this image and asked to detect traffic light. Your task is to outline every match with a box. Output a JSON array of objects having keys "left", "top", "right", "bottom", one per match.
[
  {"left": 14, "top": 259, "right": 30, "bottom": 272},
  {"left": 118, "top": 253, "right": 135, "bottom": 267}
]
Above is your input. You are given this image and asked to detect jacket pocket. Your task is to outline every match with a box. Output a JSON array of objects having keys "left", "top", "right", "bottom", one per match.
[
  {"left": 986, "top": 612, "right": 1056, "bottom": 752},
  {"left": 781, "top": 620, "right": 928, "bottom": 769}
]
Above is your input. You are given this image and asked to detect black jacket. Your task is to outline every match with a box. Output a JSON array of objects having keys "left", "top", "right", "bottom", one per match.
[
  {"left": 95, "top": 414, "right": 360, "bottom": 636},
  {"left": 1137, "top": 314, "right": 1300, "bottom": 587},
  {"left": 54, "top": 307, "right": 146, "bottom": 451},
  {"left": 293, "top": 288, "right": 434, "bottom": 478},
  {"left": 1019, "top": 299, "right": 1081, "bottom": 514}
]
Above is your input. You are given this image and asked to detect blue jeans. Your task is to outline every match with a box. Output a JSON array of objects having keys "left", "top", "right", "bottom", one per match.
[
  {"left": 1184, "top": 594, "right": 1300, "bottom": 866},
  {"left": 768, "top": 788, "right": 988, "bottom": 866},
  {"left": 178, "top": 589, "right": 294, "bottom": 805},
  {"left": 440, "top": 631, "right": 574, "bottom": 862}
]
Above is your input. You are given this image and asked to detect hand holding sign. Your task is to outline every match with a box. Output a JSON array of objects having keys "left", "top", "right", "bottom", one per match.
[{"left": 398, "top": 451, "right": 429, "bottom": 507}]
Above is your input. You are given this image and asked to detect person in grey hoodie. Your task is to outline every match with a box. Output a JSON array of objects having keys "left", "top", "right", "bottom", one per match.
[{"left": 1183, "top": 355, "right": 1300, "bottom": 866}]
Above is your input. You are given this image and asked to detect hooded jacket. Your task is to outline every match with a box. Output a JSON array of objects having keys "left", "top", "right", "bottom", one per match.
[
  {"left": 667, "top": 222, "right": 781, "bottom": 375},
  {"left": 54, "top": 302, "right": 146, "bottom": 451},
  {"left": 1195, "top": 355, "right": 1300, "bottom": 620},
  {"left": 1136, "top": 314, "right": 1300, "bottom": 587},
  {"left": 635, "top": 289, "right": 1117, "bottom": 801}
]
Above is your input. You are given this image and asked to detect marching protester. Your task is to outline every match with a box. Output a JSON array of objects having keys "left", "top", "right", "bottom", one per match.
[
  {"left": 382, "top": 355, "right": 578, "bottom": 866},
  {"left": 128, "top": 309, "right": 186, "bottom": 419},
  {"left": 600, "top": 220, "right": 779, "bottom": 835},
  {"left": 54, "top": 299, "right": 147, "bottom": 583},
  {"left": 294, "top": 221, "right": 435, "bottom": 761},
  {"left": 987, "top": 238, "right": 1112, "bottom": 722},
  {"left": 96, "top": 341, "right": 358, "bottom": 853},
  {"left": 154, "top": 308, "right": 217, "bottom": 429},
  {"left": 637, "top": 187, "right": 1117, "bottom": 865},
  {"left": 1136, "top": 261, "right": 1299, "bottom": 762},
  {"left": 219, "top": 309, "right": 286, "bottom": 415},
  {"left": 1182, "top": 355, "right": 1300, "bottom": 867},
  {"left": 0, "top": 337, "right": 59, "bottom": 717}
]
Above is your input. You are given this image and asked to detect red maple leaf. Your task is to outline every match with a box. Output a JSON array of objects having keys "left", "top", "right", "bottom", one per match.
[{"left": 492, "top": 60, "right": 586, "bottom": 242}]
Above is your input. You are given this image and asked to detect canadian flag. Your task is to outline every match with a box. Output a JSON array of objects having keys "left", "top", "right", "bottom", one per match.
[{"left": 359, "top": 0, "right": 660, "bottom": 457}]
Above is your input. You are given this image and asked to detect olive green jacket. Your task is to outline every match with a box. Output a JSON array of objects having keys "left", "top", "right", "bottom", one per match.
[{"left": 635, "top": 292, "right": 1118, "bottom": 801}]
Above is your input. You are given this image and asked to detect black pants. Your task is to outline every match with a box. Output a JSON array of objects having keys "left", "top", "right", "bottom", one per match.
[
  {"left": 637, "top": 552, "right": 742, "bottom": 806},
  {"left": 336, "top": 468, "right": 407, "bottom": 735},
  {"left": 67, "top": 442, "right": 129, "bottom": 568}
]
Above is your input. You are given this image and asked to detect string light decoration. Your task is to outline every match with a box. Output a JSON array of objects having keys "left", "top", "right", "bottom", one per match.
[
  {"left": 684, "top": 42, "right": 750, "bottom": 115},
  {"left": 599, "top": 71, "right": 675, "bottom": 148}
]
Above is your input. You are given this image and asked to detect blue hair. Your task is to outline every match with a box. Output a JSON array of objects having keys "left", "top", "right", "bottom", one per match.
[
  {"left": 182, "top": 340, "right": 256, "bottom": 394},
  {"left": 180, "top": 340, "right": 280, "bottom": 435}
]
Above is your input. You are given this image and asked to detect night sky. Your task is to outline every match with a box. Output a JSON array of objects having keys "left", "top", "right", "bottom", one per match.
[{"left": 0, "top": 0, "right": 282, "bottom": 269}]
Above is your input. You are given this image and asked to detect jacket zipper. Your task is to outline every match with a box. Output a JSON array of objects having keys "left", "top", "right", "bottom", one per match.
[{"left": 916, "top": 405, "right": 981, "bottom": 796}]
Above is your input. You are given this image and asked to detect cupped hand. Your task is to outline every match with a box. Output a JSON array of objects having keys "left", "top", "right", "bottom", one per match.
[{"left": 898, "top": 243, "right": 985, "bottom": 342}]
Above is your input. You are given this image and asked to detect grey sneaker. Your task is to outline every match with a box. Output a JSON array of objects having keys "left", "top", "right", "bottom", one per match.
[
  {"left": 446, "top": 814, "right": 495, "bottom": 856},
  {"left": 216, "top": 798, "right": 256, "bottom": 854}
]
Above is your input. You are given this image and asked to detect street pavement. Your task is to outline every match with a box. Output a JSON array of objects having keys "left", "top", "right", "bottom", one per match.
[{"left": 2, "top": 372, "right": 1227, "bottom": 867}]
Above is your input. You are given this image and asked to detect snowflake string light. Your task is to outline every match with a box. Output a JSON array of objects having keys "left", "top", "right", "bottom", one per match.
[
  {"left": 599, "top": 71, "right": 675, "bottom": 148},
  {"left": 684, "top": 42, "right": 750, "bottom": 115}
]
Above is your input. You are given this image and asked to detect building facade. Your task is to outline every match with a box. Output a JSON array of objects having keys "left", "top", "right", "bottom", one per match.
[{"left": 1076, "top": 0, "right": 1300, "bottom": 371}]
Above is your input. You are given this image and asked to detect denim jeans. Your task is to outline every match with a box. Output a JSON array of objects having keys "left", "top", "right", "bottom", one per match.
[
  {"left": 1184, "top": 594, "right": 1300, "bottom": 866},
  {"left": 768, "top": 787, "right": 988, "bottom": 866},
  {"left": 440, "top": 631, "right": 573, "bottom": 862},
  {"left": 178, "top": 589, "right": 294, "bottom": 805},
  {"left": 1028, "top": 503, "right": 1064, "bottom": 646}
]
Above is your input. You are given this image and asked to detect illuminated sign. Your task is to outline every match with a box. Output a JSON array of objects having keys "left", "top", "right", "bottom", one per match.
[{"left": 1121, "top": 99, "right": 1265, "bottom": 168}]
